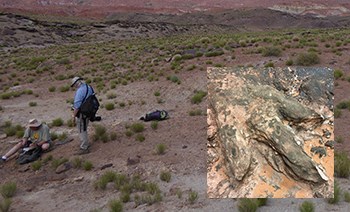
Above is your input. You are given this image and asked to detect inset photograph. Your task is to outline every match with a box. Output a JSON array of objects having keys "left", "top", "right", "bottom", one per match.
[{"left": 207, "top": 67, "right": 334, "bottom": 198}]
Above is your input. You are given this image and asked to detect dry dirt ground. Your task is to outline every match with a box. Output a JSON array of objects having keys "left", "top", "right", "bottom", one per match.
[{"left": 0, "top": 15, "right": 350, "bottom": 211}]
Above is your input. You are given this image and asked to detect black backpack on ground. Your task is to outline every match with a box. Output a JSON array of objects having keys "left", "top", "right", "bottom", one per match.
[
  {"left": 79, "top": 84, "right": 101, "bottom": 122},
  {"left": 16, "top": 147, "right": 42, "bottom": 165},
  {"left": 140, "top": 110, "right": 169, "bottom": 122}
]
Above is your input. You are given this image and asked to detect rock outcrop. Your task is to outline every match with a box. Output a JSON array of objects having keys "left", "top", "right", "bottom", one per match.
[{"left": 207, "top": 67, "right": 334, "bottom": 198}]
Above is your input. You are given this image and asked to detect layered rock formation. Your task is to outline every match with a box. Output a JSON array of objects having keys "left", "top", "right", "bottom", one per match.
[{"left": 207, "top": 67, "right": 334, "bottom": 198}]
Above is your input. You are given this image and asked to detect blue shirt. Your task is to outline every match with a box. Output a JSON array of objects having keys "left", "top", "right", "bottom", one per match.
[{"left": 73, "top": 83, "right": 94, "bottom": 109}]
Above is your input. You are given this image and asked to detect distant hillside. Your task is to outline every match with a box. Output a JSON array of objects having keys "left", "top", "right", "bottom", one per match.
[{"left": 0, "top": 0, "right": 349, "bottom": 19}]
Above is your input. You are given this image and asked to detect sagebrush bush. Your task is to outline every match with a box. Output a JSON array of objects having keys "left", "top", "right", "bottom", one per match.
[
  {"left": 93, "top": 124, "right": 109, "bottom": 142},
  {"left": 156, "top": 143, "right": 166, "bottom": 155},
  {"left": 160, "top": 171, "right": 171, "bottom": 183},
  {"left": 31, "top": 160, "right": 42, "bottom": 171},
  {"left": 135, "top": 134, "right": 145, "bottom": 142},
  {"left": 51, "top": 118, "right": 64, "bottom": 127},
  {"left": 0, "top": 198, "right": 12, "bottom": 212},
  {"left": 82, "top": 161, "right": 93, "bottom": 171},
  {"left": 109, "top": 199, "right": 123, "bottom": 212},
  {"left": 328, "top": 182, "right": 341, "bottom": 204},
  {"left": 188, "top": 190, "right": 198, "bottom": 204},
  {"left": 237, "top": 198, "right": 258, "bottom": 212},
  {"left": 131, "top": 123, "right": 144, "bottom": 133},
  {"left": 334, "top": 151, "right": 350, "bottom": 178},
  {"left": 151, "top": 121, "right": 158, "bottom": 130},
  {"left": 105, "top": 102, "right": 115, "bottom": 111},
  {"left": 295, "top": 52, "right": 320, "bottom": 66},
  {"left": 299, "top": 201, "right": 314, "bottom": 212},
  {"left": 191, "top": 90, "right": 207, "bottom": 104},
  {"left": 262, "top": 46, "right": 282, "bottom": 57},
  {"left": 0, "top": 182, "right": 17, "bottom": 198}
]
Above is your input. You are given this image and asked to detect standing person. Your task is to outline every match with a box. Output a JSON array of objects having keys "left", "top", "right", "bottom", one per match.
[
  {"left": 1, "top": 118, "right": 51, "bottom": 162},
  {"left": 71, "top": 76, "right": 94, "bottom": 155}
]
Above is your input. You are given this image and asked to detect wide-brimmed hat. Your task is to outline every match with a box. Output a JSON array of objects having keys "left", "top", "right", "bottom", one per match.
[
  {"left": 71, "top": 76, "right": 83, "bottom": 87},
  {"left": 28, "top": 119, "right": 42, "bottom": 128}
]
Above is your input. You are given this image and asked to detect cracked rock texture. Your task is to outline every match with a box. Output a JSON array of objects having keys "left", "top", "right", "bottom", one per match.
[{"left": 207, "top": 67, "right": 334, "bottom": 198}]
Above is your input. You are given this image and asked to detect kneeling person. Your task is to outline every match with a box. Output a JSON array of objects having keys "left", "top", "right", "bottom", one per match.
[{"left": 1, "top": 119, "right": 52, "bottom": 162}]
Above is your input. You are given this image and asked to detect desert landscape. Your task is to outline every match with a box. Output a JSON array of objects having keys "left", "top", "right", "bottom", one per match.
[{"left": 0, "top": 1, "right": 350, "bottom": 211}]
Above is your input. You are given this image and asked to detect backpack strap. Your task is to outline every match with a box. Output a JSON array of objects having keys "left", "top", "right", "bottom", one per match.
[{"left": 81, "top": 84, "right": 89, "bottom": 106}]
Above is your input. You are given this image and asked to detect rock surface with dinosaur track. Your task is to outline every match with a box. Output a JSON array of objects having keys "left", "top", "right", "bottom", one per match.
[{"left": 207, "top": 67, "right": 334, "bottom": 198}]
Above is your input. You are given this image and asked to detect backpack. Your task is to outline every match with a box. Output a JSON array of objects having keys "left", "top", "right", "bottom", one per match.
[
  {"left": 140, "top": 110, "right": 169, "bottom": 122},
  {"left": 79, "top": 84, "right": 100, "bottom": 121},
  {"left": 16, "top": 147, "right": 42, "bottom": 165}
]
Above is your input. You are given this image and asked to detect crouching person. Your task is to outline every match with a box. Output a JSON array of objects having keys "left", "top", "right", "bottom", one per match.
[{"left": 1, "top": 119, "right": 52, "bottom": 162}]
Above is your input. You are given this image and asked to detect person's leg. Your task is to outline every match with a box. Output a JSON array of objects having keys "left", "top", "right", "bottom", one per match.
[
  {"left": 77, "top": 114, "right": 89, "bottom": 150},
  {"left": 2, "top": 142, "right": 24, "bottom": 160}
]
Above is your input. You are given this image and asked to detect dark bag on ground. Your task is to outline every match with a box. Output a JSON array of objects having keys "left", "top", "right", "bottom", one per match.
[
  {"left": 16, "top": 147, "right": 42, "bottom": 165},
  {"left": 79, "top": 85, "right": 101, "bottom": 122},
  {"left": 140, "top": 110, "right": 169, "bottom": 122}
]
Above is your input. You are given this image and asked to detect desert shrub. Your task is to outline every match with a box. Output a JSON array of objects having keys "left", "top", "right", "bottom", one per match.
[
  {"left": 191, "top": 90, "right": 207, "bottom": 104},
  {"left": 82, "top": 160, "right": 93, "bottom": 171},
  {"left": 3, "top": 123, "right": 24, "bottom": 137},
  {"left": 95, "top": 171, "right": 117, "bottom": 190},
  {"left": 0, "top": 198, "right": 12, "bottom": 212},
  {"left": 125, "top": 130, "right": 133, "bottom": 137},
  {"left": 29, "top": 101, "right": 37, "bottom": 107},
  {"left": 168, "top": 75, "right": 181, "bottom": 84},
  {"left": 328, "top": 182, "right": 341, "bottom": 204},
  {"left": 50, "top": 132, "right": 58, "bottom": 141},
  {"left": 48, "top": 86, "right": 56, "bottom": 92},
  {"left": 43, "top": 155, "right": 53, "bottom": 163},
  {"left": 51, "top": 118, "right": 64, "bottom": 127},
  {"left": 176, "top": 188, "right": 182, "bottom": 199},
  {"left": 31, "top": 160, "right": 42, "bottom": 171},
  {"left": 107, "top": 92, "right": 117, "bottom": 99},
  {"left": 59, "top": 85, "right": 70, "bottom": 92},
  {"left": 71, "top": 157, "right": 83, "bottom": 168},
  {"left": 262, "top": 46, "right": 282, "bottom": 57},
  {"left": 334, "top": 69, "right": 344, "bottom": 80},
  {"left": 105, "top": 102, "right": 115, "bottom": 110},
  {"left": 119, "top": 102, "right": 125, "bottom": 108},
  {"left": 264, "top": 62, "right": 274, "bottom": 68},
  {"left": 0, "top": 182, "right": 17, "bottom": 198},
  {"left": 66, "top": 119, "right": 74, "bottom": 127},
  {"left": 160, "top": 171, "right": 171, "bottom": 183},
  {"left": 256, "top": 198, "right": 268, "bottom": 206},
  {"left": 156, "top": 143, "right": 166, "bottom": 155},
  {"left": 188, "top": 190, "right": 198, "bottom": 204},
  {"left": 205, "top": 49, "right": 224, "bottom": 57},
  {"left": 334, "top": 108, "right": 342, "bottom": 118},
  {"left": 189, "top": 109, "right": 202, "bottom": 116},
  {"left": 56, "top": 58, "right": 70, "bottom": 65},
  {"left": 336, "top": 100, "right": 350, "bottom": 110},
  {"left": 237, "top": 198, "right": 258, "bottom": 212},
  {"left": 51, "top": 158, "right": 68, "bottom": 169},
  {"left": 344, "top": 191, "right": 350, "bottom": 202},
  {"left": 151, "top": 121, "right": 158, "bottom": 130},
  {"left": 286, "top": 59, "right": 294, "bottom": 66},
  {"left": 154, "top": 91, "right": 160, "bottom": 96},
  {"left": 295, "top": 52, "right": 320, "bottom": 66},
  {"left": 135, "top": 134, "right": 145, "bottom": 142},
  {"left": 334, "top": 151, "right": 350, "bottom": 178},
  {"left": 120, "top": 192, "right": 130, "bottom": 203},
  {"left": 335, "top": 136, "right": 344, "bottom": 143},
  {"left": 109, "top": 199, "right": 123, "bottom": 212},
  {"left": 131, "top": 123, "right": 144, "bottom": 133},
  {"left": 299, "top": 201, "right": 314, "bottom": 212},
  {"left": 25, "top": 89, "right": 33, "bottom": 95},
  {"left": 110, "top": 132, "right": 117, "bottom": 141},
  {"left": 93, "top": 124, "right": 109, "bottom": 143}
]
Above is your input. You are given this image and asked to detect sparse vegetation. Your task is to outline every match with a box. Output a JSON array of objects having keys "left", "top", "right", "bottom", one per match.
[
  {"left": 191, "top": 90, "right": 207, "bottom": 104},
  {"left": 160, "top": 171, "right": 171, "bottom": 182},
  {"left": 299, "top": 201, "right": 314, "bottom": 212},
  {"left": 151, "top": 121, "right": 158, "bottom": 130},
  {"left": 262, "top": 46, "right": 282, "bottom": 57},
  {"left": 155, "top": 143, "right": 166, "bottom": 155},
  {"left": 82, "top": 160, "right": 93, "bottom": 171},
  {"left": 328, "top": 182, "right": 341, "bottom": 204},
  {"left": 237, "top": 198, "right": 258, "bottom": 212},
  {"left": 189, "top": 109, "right": 202, "bottom": 116},
  {"left": 31, "top": 160, "right": 42, "bottom": 171},
  {"left": 51, "top": 157, "right": 68, "bottom": 169},
  {"left": 295, "top": 52, "right": 320, "bottom": 66},
  {"left": 334, "top": 69, "right": 344, "bottom": 80},
  {"left": 0, "top": 198, "right": 12, "bottom": 212},
  {"left": 188, "top": 190, "right": 198, "bottom": 204},
  {"left": 0, "top": 182, "right": 17, "bottom": 198},
  {"left": 130, "top": 123, "right": 144, "bottom": 133},
  {"left": 135, "top": 134, "right": 145, "bottom": 142},
  {"left": 105, "top": 102, "right": 115, "bottom": 110},
  {"left": 344, "top": 191, "right": 350, "bottom": 203},
  {"left": 334, "top": 151, "right": 350, "bottom": 178},
  {"left": 93, "top": 124, "right": 109, "bottom": 143},
  {"left": 51, "top": 118, "right": 64, "bottom": 127},
  {"left": 109, "top": 199, "right": 123, "bottom": 212},
  {"left": 29, "top": 101, "right": 37, "bottom": 107}
]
